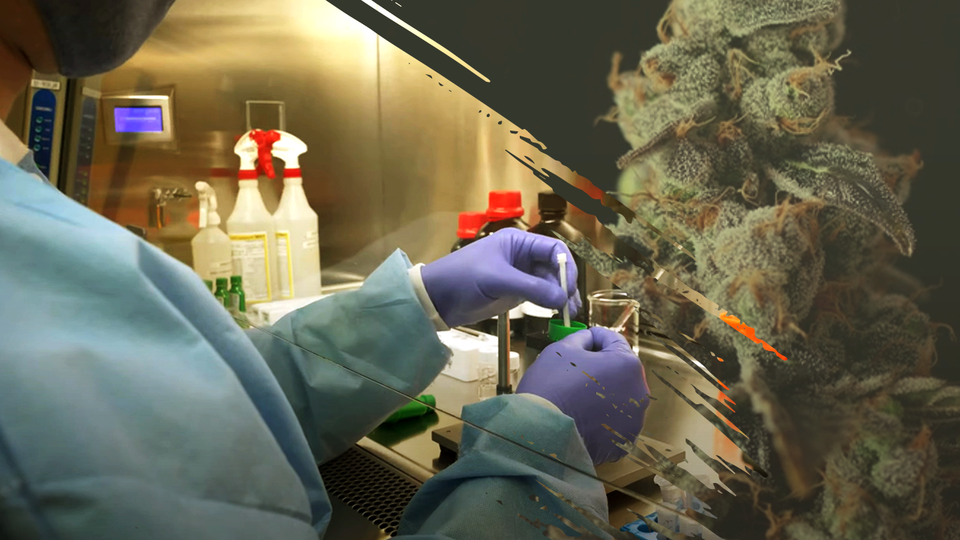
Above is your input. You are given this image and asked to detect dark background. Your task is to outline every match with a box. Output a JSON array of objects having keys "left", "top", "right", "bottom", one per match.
[{"left": 331, "top": 0, "right": 960, "bottom": 376}]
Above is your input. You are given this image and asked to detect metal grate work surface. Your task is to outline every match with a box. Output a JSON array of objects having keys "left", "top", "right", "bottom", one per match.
[{"left": 320, "top": 446, "right": 422, "bottom": 537}]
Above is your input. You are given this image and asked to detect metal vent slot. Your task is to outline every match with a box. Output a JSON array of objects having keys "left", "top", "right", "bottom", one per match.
[{"left": 320, "top": 447, "right": 422, "bottom": 537}]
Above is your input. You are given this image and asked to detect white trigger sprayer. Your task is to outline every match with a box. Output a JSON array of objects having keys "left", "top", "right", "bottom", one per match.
[
  {"left": 195, "top": 181, "right": 221, "bottom": 228},
  {"left": 233, "top": 130, "right": 260, "bottom": 176},
  {"left": 271, "top": 130, "right": 307, "bottom": 169}
]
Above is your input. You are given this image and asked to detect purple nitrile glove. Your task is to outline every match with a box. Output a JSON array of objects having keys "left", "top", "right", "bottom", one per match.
[
  {"left": 421, "top": 228, "right": 581, "bottom": 328},
  {"left": 517, "top": 327, "right": 650, "bottom": 466}
]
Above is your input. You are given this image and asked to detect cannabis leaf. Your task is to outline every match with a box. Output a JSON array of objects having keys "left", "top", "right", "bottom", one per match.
[
  {"left": 767, "top": 143, "right": 916, "bottom": 256},
  {"left": 717, "top": 0, "right": 842, "bottom": 37}
]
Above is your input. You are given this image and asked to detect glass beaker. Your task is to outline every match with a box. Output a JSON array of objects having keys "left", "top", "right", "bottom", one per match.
[{"left": 588, "top": 289, "right": 640, "bottom": 353}]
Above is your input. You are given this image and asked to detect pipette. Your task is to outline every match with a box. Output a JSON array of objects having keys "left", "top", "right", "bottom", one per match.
[
  {"left": 557, "top": 253, "right": 571, "bottom": 328},
  {"left": 612, "top": 302, "right": 638, "bottom": 333}
]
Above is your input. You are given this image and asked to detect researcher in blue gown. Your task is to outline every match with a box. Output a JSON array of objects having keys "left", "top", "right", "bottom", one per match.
[{"left": 0, "top": 1, "right": 651, "bottom": 538}]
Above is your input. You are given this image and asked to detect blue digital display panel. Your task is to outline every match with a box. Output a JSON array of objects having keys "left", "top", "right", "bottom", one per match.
[
  {"left": 113, "top": 106, "right": 163, "bottom": 133},
  {"left": 29, "top": 89, "right": 57, "bottom": 177}
]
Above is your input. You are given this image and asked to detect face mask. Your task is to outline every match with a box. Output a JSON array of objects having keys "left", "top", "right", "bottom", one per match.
[{"left": 33, "top": 0, "right": 177, "bottom": 78}]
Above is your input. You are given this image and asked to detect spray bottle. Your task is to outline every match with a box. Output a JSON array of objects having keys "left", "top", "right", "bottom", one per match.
[
  {"left": 192, "top": 181, "right": 233, "bottom": 282},
  {"left": 271, "top": 130, "right": 322, "bottom": 299},
  {"left": 226, "top": 129, "right": 281, "bottom": 304}
]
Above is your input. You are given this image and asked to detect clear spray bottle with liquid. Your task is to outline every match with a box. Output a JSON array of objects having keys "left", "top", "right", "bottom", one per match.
[
  {"left": 271, "top": 130, "right": 322, "bottom": 299},
  {"left": 191, "top": 181, "right": 233, "bottom": 282},
  {"left": 226, "top": 130, "right": 280, "bottom": 305}
]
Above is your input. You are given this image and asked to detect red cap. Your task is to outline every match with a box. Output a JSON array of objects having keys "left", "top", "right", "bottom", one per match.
[
  {"left": 486, "top": 190, "right": 524, "bottom": 220},
  {"left": 250, "top": 129, "right": 281, "bottom": 179},
  {"left": 456, "top": 211, "right": 488, "bottom": 239}
]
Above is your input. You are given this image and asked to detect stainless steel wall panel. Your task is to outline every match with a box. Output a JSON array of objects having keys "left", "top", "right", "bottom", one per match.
[
  {"left": 87, "top": 0, "right": 589, "bottom": 279},
  {"left": 376, "top": 39, "right": 580, "bottom": 265},
  {"left": 91, "top": 0, "right": 385, "bottom": 282}
]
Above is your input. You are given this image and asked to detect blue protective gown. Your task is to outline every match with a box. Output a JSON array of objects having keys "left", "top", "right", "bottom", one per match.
[{"left": 0, "top": 154, "right": 612, "bottom": 539}]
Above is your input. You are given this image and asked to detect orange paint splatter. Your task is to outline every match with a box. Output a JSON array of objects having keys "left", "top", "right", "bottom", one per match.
[
  {"left": 717, "top": 392, "right": 736, "bottom": 413},
  {"left": 715, "top": 389, "right": 747, "bottom": 469},
  {"left": 718, "top": 391, "right": 736, "bottom": 407},
  {"left": 571, "top": 175, "right": 606, "bottom": 214},
  {"left": 719, "top": 311, "right": 788, "bottom": 361}
]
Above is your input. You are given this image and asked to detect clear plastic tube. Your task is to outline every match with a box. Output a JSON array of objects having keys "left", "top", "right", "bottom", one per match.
[{"left": 557, "top": 253, "right": 571, "bottom": 327}]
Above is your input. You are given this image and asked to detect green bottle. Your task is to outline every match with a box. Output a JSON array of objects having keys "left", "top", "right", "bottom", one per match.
[
  {"left": 213, "top": 277, "right": 229, "bottom": 307},
  {"left": 203, "top": 279, "right": 214, "bottom": 293},
  {"left": 228, "top": 275, "right": 246, "bottom": 314}
]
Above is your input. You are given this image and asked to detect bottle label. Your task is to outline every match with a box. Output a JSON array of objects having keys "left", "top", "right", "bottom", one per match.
[
  {"left": 229, "top": 233, "right": 271, "bottom": 303},
  {"left": 303, "top": 229, "right": 319, "bottom": 250},
  {"left": 276, "top": 231, "right": 293, "bottom": 299},
  {"left": 209, "top": 260, "right": 233, "bottom": 279}
]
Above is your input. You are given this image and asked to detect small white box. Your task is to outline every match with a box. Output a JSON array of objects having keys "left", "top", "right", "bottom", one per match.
[{"left": 438, "top": 330, "right": 518, "bottom": 382}]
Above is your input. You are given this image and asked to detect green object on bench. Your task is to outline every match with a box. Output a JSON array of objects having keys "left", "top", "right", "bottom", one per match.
[{"left": 382, "top": 395, "right": 436, "bottom": 424}]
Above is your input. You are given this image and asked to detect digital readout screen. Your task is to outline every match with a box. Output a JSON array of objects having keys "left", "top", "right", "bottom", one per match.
[{"left": 114, "top": 106, "right": 164, "bottom": 133}]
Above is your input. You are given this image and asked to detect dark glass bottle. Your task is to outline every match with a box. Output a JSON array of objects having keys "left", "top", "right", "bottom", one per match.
[
  {"left": 474, "top": 190, "right": 528, "bottom": 337},
  {"left": 451, "top": 211, "right": 487, "bottom": 253},
  {"left": 528, "top": 191, "right": 588, "bottom": 323},
  {"left": 452, "top": 211, "right": 490, "bottom": 334}
]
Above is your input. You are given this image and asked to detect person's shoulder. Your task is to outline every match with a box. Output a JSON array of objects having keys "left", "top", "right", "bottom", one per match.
[
  {"left": 0, "top": 162, "right": 147, "bottom": 268},
  {"left": 1, "top": 161, "right": 119, "bottom": 229},
  {"left": 0, "top": 162, "right": 196, "bottom": 331}
]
